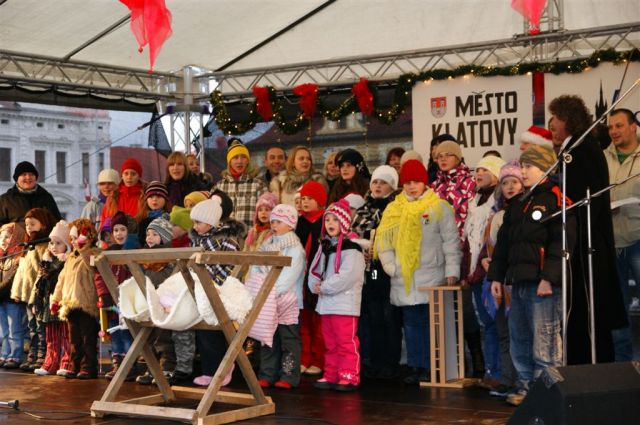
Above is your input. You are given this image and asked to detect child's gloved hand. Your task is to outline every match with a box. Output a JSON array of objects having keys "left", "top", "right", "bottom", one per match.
[
  {"left": 97, "top": 294, "right": 113, "bottom": 309},
  {"left": 378, "top": 250, "right": 396, "bottom": 277}
]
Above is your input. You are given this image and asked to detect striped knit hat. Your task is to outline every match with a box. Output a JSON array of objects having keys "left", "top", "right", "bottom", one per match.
[
  {"left": 323, "top": 199, "right": 352, "bottom": 235},
  {"left": 183, "top": 190, "right": 208, "bottom": 207},
  {"left": 520, "top": 144, "right": 556, "bottom": 172},
  {"left": 147, "top": 217, "right": 173, "bottom": 246},
  {"left": 226, "top": 138, "right": 250, "bottom": 166},
  {"left": 270, "top": 204, "right": 298, "bottom": 229},
  {"left": 144, "top": 181, "right": 169, "bottom": 200},
  {"left": 254, "top": 192, "right": 279, "bottom": 225}
]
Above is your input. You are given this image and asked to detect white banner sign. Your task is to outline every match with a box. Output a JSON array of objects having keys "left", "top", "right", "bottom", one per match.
[
  {"left": 545, "top": 62, "right": 640, "bottom": 124},
  {"left": 412, "top": 75, "right": 533, "bottom": 168}
]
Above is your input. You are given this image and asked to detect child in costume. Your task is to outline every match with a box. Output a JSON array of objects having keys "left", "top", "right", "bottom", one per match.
[
  {"left": 32, "top": 220, "right": 72, "bottom": 376},
  {"left": 12, "top": 208, "right": 57, "bottom": 371},
  {"left": 51, "top": 219, "right": 101, "bottom": 379}
]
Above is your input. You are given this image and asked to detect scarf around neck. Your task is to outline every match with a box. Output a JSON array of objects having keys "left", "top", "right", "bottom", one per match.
[{"left": 375, "top": 189, "right": 444, "bottom": 294}]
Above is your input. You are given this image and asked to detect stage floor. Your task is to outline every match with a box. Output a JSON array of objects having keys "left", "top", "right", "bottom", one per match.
[{"left": 0, "top": 369, "right": 514, "bottom": 425}]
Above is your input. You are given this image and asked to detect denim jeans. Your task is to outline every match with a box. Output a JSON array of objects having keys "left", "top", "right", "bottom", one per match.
[
  {"left": 508, "top": 283, "right": 562, "bottom": 391},
  {"left": 108, "top": 317, "right": 132, "bottom": 356},
  {"left": 0, "top": 301, "right": 27, "bottom": 361},
  {"left": 402, "top": 304, "right": 430, "bottom": 369},
  {"left": 473, "top": 282, "right": 500, "bottom": 378},
  {"left": 613, "top": 242, "right": 640, "bottom": 361}
]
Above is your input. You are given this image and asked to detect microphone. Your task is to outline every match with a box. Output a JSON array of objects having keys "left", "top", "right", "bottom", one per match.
[
  {"left": 0, "top": 399, "right": 19, "bottom": 409},
  {"left": 19, "top": 237, "right": 51, "bottom": 247}
]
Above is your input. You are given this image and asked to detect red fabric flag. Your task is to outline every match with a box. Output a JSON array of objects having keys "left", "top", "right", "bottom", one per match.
[
  {"left": 120, "top": 0, "right": 173, "bottom": 73},
  {"left": 252, "top": 86, "right": 273, "bottom": 121},
  {"left": 511, "top": 0, "right": 547, "bottom": 34},
  {"left": 293, "top": 83, "right": 318, "bottom": 119},
  {"left": 352, "top": 77, "right": 374, "bottom": 116}
]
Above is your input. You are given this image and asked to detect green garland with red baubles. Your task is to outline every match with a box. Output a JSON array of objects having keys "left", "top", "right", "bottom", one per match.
[{"left": 210, "top": 48, "right": 639, "bottom": 135}]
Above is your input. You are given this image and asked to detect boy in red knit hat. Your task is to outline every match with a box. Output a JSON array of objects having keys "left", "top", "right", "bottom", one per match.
[{"left": 295, "top": 180, "right": 328, "bottom": 376}]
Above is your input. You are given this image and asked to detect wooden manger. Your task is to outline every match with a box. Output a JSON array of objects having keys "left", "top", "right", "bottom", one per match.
[{"left": 89, "top": 247, "right": 291, "bottom": 424}]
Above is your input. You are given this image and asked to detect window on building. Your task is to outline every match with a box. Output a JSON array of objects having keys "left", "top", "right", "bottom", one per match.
[
  {"left": 0, "top": 119, "right": 8, "bottom": 125},
  {"left": 36, "top": 122, "right": 44, "bottom": 128},
  {"left": 35, "top": 150, "right": 46, "bottom": 178},
  {"left": 97, "top": 125, "right": 103, "bottom": 130},
  {"left": 98, "top": 152, "right": 104, "bottom": 171},
  {"left": 56, "top": 152, "right": 66, "bottom": 184},
  {"left": 0, "top": 148, "right": 11, "bottom": 181},
  {"left": 82, "top": 153, "right": 90, "bottom": 182},
  {"left": 58, "top": 124, "right": 64, "bottom": 129}
]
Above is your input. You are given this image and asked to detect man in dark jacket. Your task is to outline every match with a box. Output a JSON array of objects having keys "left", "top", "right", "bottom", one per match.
[
  {"left": 0, "top": 161, "right": 62, "bottom": 226},
  {"left": 548, "top": 95, "right": 627, "bottom": 365}
]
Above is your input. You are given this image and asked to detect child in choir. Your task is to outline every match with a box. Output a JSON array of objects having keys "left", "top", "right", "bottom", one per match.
[
  {"left": 137, "top": 181, "right": 172, "bottom": 246},
  {"left": 309, "top": 199, "right": 365, "bottom": 392},
  {"left": 11, "top": 208, "right": 57, "bottom": 371},
  {"left": 376, "top": 160, "right": 460, "bottom": 385},
  {"left": 252, "top": 204, "right": 306, "bottom": 389},
  {"left": 351, "top": 165, "right": 402, "bottom": 380},
  {"left": 244, "top": 192, "right": 278, "bottom": 252},
  {"left": 94, "top": 211, "right": 136, "bottom": 380},
  {"left": 189, "top": 195, "right": 245, "bottom": 387},
  {"left": 183, "top": 190, "right": 209, "bottom": 209},
  {"left": 51, "top": 219, "right": 101, "bottom": 379},
  {"left": 460, "top": 155, "right": 505, "bottom": 381},
  {"left": 0, "top": 223, "right": 26, "bottom": 369},
  {"left": 488, "top": 145, "right": 575, "bottom": 406},
  {"left": 32, "top": 220, "right": 72, "bottom": 376},
  {"left": 479, "top": 160, "right": 523, "bottom": 397},
  {"left": 296, "top": 180, "right": 328, "bottom": 376}
]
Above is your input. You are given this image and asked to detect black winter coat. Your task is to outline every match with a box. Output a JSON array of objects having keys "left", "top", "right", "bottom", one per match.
[
  {"left": 487, "top": 181, "right": 575, "bottom": 287},
  {"left": 0, "top": 185, "right": 62, "bottom": 226},
  {"left": 562, "top": 133, "right": 627, "bottom": 364}
]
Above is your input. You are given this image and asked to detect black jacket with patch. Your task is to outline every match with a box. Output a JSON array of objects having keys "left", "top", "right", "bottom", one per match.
[{"left": 487, "top": 181, "right": 575, "bottom": 287}]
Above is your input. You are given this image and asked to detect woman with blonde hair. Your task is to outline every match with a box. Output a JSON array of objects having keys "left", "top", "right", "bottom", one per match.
[
  {"left": 271, "top": 146, "right": 327, "bottom": 207},
  {"left": 323, "top": 152, "right": 340, "bottom": 194}
]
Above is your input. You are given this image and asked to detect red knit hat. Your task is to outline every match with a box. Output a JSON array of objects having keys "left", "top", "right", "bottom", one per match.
[
  {"left": 299, "top": 180, "right": 328, "bottom": 207},
  {"left": 121, "top": 158, "right": 143, "bottom": 176},
  {"left": 399, "top": 159, "right": 428, "bottom": 186}
]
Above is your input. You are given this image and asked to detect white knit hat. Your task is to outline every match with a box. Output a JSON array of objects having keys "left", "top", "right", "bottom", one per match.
[
  {"left": 147, "top": 218, "right": 173, "bottom": 246},
  {"left": 97, "top": 168, "right": 121, "bottom": 185},
  {"left": 475, "top": 155, "right": 506, "bottom": 179},
  {"left": 190, "top": 197, "right": 222, "bottom": 227},
  {"left": 370, "top": 165, "right": 399, "bottom": 190},
  {"left": 344, "top": 193, "right": 366, "bottom": 210},
  {"left": 270, "top": 204, "right": 298, "bottom": 230},
  {"left": 49, "top": 220, "right": 71, "bottom": 250}
]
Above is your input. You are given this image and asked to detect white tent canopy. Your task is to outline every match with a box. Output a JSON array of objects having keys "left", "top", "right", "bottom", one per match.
[{"left": 0, "top": 0, "right": 638, "bottom": 109}]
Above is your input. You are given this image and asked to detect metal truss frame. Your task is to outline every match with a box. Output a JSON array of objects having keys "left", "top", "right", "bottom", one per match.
[
  {"left": 0, "top": 23, "right": 637, "bottom": 104},
  {"left": 0, "top": 49, "right": 176, "bottom": 103},
  {"left": 204, "top": 22, "right": 640, "bottom": 98}
]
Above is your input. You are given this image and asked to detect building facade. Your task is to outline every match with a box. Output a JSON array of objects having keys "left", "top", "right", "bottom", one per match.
[{"left": 0, "top": 102, "right": 111, "bottom": 220}]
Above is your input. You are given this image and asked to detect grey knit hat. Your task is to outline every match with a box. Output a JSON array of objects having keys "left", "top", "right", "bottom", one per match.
[{"left": 147, "top": 217, "right": 173, "bottom": 246}]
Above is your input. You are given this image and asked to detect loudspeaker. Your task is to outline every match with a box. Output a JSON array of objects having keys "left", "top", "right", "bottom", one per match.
[{"left": 507, "top": 362, "right": 640, "bottom": 425}]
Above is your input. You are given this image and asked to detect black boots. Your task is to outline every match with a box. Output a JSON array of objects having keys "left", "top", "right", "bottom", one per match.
[{"left": 466, "top": 331, "right": 486, "bottom": 379}]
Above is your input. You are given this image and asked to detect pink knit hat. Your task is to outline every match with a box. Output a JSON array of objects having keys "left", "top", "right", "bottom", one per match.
[
  {"left": 270, "top": 204, "right": 298, "bottom": 230},
  {"left": 323, "top": 199, "right": 352, "bottom": 235},
  {"left": 253, "top": 192, "right": 279, "bottom": 225},
  {"left": 499, "top": 159, "right": 523, "bottom": 183}
]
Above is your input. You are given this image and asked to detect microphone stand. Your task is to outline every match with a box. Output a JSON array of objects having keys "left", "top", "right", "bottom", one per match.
[
  {"left": 541, "top": 170, "right": 640, "bottom": 364},
  {"left": 521, "top": 77, "right": 640, "bottom": 366}
]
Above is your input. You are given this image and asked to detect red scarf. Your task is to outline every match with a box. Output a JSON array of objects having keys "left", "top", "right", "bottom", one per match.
[
  {"left": 229, "top": 167, "right": 243, "bottom": 180},
  {"left": 302, "top": 209, "right": 324, "bottom": 258}
]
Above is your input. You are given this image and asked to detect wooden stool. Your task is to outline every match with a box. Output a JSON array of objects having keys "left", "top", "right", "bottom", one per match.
[
  {"left": 90, "top": 248, "right": 290, "bottom": 425},
  {"left": 419, "top": 285, "right": 475, "bottom": 388}
]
